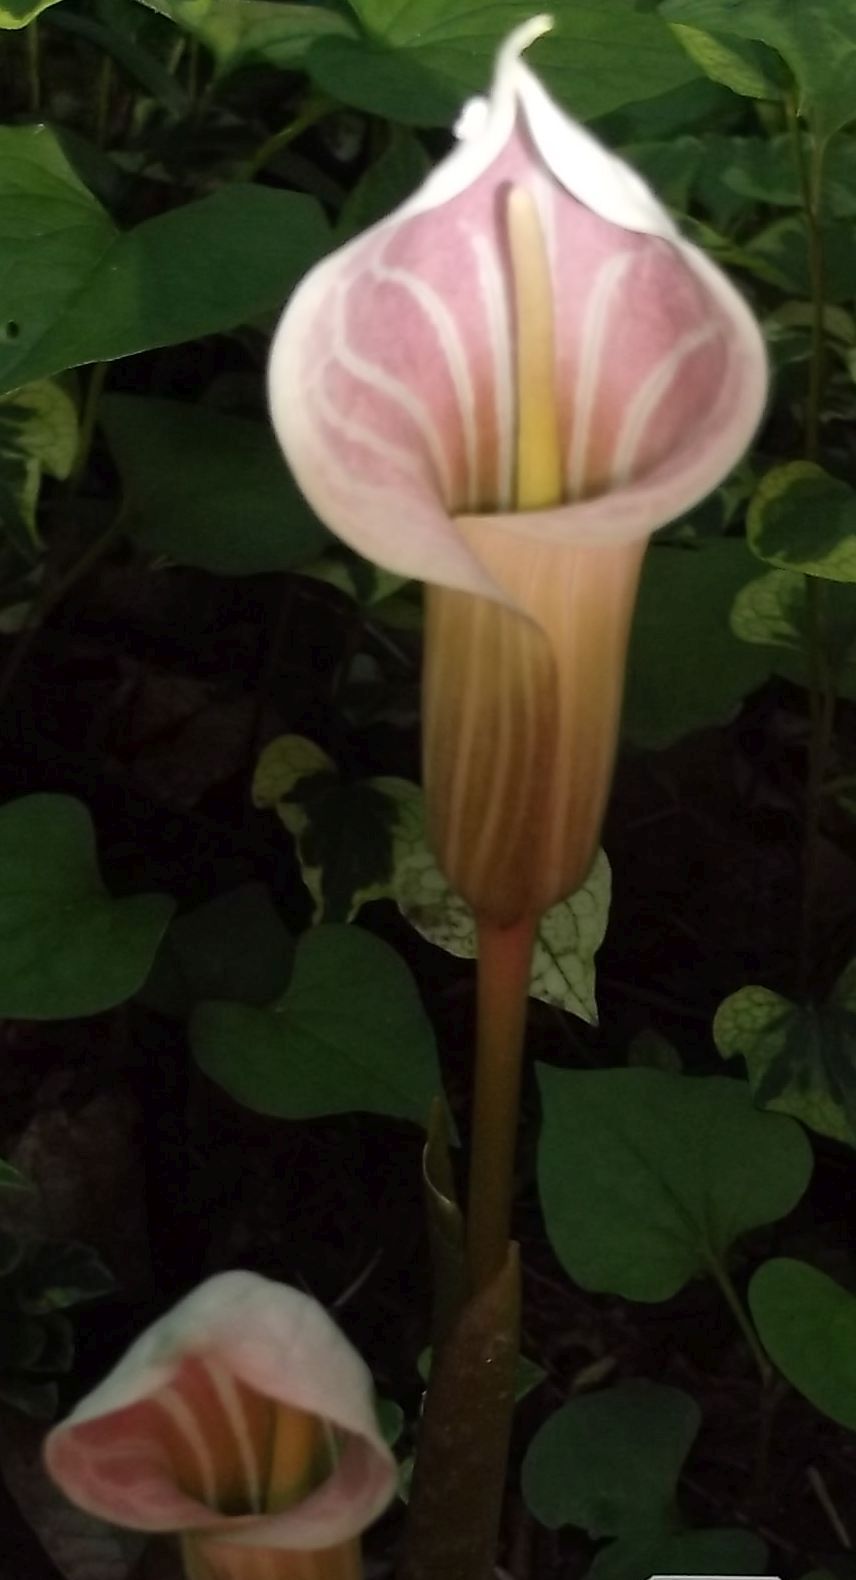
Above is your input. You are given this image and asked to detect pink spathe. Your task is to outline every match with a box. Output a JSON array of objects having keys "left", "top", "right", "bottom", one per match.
[
  {"left": 44, "top": 1271, "right": 396, "bottom": 1551},
  {"left": 268, "top": 15, "right": 767, "bottom": 605}
]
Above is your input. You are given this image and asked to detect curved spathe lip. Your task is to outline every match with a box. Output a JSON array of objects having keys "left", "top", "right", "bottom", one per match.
[
  {"left": 413, "top": 14, "right": 678, "bottom": 238},
  {"left": 267, "top": 15, "right": 768, "bottom": 609},
  {"left": 44, "top": 1272, "right": 397, "bottom": 1550}
]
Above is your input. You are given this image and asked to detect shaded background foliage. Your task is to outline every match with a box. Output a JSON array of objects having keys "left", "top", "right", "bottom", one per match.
[{"left": 3, "top": 2, "right": 856, "bottom": 1578}]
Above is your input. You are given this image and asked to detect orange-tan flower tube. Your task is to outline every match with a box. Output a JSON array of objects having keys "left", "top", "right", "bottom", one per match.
[
  {"left": 269, "top": 14, "right": 768, "bottom": 1294},
  {"left": 268, "top": 15, "right": 767, "bottom": 926},
  {"left": 44, "top": 1272, "right": 397, "bottom": 1580}
]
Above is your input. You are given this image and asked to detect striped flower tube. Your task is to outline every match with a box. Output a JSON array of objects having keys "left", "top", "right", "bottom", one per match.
[
  {"left": 268, "top": 14, "right": 767, "bottom": 928},
  {"left": 44, "top": 1272, "right": 397, "bottom": 1580}
]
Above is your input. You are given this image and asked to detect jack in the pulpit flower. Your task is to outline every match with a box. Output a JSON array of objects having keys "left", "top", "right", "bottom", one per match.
[
  {"left": 44, "top": 1271, "right": 397, "bottom": 1580},
  {"left": 269, "top": 15, "right": 767, "bottom": 926}
]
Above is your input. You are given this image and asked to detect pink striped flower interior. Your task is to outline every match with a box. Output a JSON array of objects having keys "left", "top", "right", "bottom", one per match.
[
  {"left": 268, "top": 15, "right": 767, "bottom": 603},
  {"left": 268, "top": 14, "right": 768, "bottom": 922},
  {"left": 44, "top": 1271, "right": 396, "bottom": 1569}
]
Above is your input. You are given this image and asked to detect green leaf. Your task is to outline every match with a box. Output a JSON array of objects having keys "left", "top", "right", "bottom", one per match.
[
  {"left": 153, "top": 0, "right": 355, "bottom": 75},
  {"left": 418, "top": 1341, "right": 544, "bottom": 1402},
  {"left": 715, "top": 967, "right": 856, "bottom": 1147},
  {"left": 627, "top": 1031, "right": 683, "bottom": 1073},
  {"left": 376, "top": 1395, "right": 404, "bottom": 1448},
  {"left": 669, "top": 22, "right": 786, "bottom": 99},
  {"left": 100, "top": 397, "right": 327, "bottom": 575},
  {"left": 0, "top": 0, "right": 62, "bottom": 27},
  {"left": 731, "top": 567, "right": 856, "bottom": 698},
  {"left": 256, "top": 738, "right": 609, "bottom": 1019},
  {"left": 0, "top": 126, "right": 330, "bottom": 394},
  {"left": 0, "top": 125, "right": 115, "bottom": 377},
  {"left": 336, "top": 129, "right": 431, "bottom": 240},
  {"left": 660, "top": 0, "right": 856, "bottom": 139},
  {"left": 623, "top": 540, "right": 780, "bottom": 748},
  {"left": 0, "top": 794, "right": 175, "bottom": 1020},
  {"left": 252, "top": 736, "right": 411, "bottom": 922},
  {"left": 191, "top": 924, "right": 442, "bottom": 1127},
  {"left": 537, "top": 1068, "right": 813, "bottom": 1301},
  {"left": 523, "top": 1380, "right": 700, "bottom": 1537},
  {"left": 749, "top": 1258, "right": 856, "bottom": 1430},
  {"left": 748, "top": 462, "right": 856, "bottom": 583},
  {"left": 731, "top": 566, "right": 807, "bottom": 652},
  {"left": 310, "top": 1, "right": 700, "bottom": 127},
  {"left": 586, "top": 1526, "right": 767, "bottom": 1580},
  {"left": 0, "top": 1161, "right": 33, "bottom": 1194},
  {"left": 19, "top": 1241, "right": 114, "bottom": 1312},
  {"left": 298, "top": 545, "right": 409, "bottom": 608},
  {"left": 0, "top": 380, "right": 79, "bottom": 555},
  {"left": 44, "top": 8, "right": 188, "bottom": 115},
  {"left": 143, "top": 884, "right": 294, "bottom": 1019},
  {"left": 618, "top": 136, "right": 705, "bottom": 210},
  {"left": 747, "top": 216, "right": 856, "bottom": 304},
  {"left": 0, "top": 380, "right": 77, "bottom": 479},
  {"left": 695, "top": 133, "right": 856, "bottom": 218}
]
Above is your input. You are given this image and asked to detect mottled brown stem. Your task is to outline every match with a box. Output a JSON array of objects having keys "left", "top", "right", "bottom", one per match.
[{"left": 466, "top": 913, "right": 537, "bottom": 1293}]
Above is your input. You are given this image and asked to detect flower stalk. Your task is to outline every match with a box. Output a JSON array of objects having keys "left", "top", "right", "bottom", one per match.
[
  {"left": 467, "top": 914, "right": 538, "bottom": 1292},
  {"left": 267, "top": 16, "right": 769, "bottom": 1575}
]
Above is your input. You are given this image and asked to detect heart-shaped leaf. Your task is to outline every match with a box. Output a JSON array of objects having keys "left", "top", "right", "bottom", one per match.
[
  {"left": 715, "top": 964, "right": 856, "bottom": 1146},
  {"left": 750, "top": 1259, "right": 856, "bottom": 1430},
  {"left": 100, "top": 397, "right": 328, "bottom": 575},
  {"left": 308, "top": 0, "right": 699, "bottom": 127},
  {"left": 0, "top": 0, "right": 63, "bottom": 27},
  {"left": 522, "top": 1380, "right": 700, "bottom": 1537},
  {"left": 147, "top": 0, "right": 355, "bottom": 75},
  {"left": 0, "top": 795, "right": 175, "bottom": 1020},
  {"left": 749, "top": 462, "right": 856, "bottom": 582},
  {"left": 191, "top": 923, "right": 442, "bottom": 1127},
  {"left": 142, "top": 884, "right": 294, "bottom": 1020},
  {"left": 586, "top": 1525, "right": 767, "bottom": 1580},
  {"left": 661, "top": 0, "right": 856, "bottom": 139},
  {"left": 0, "top": 127, "right": 329, "bottom": 394},
  {"left": 624, "top": 539, "right": 780, "bottom": 748},
  {"left": 538, "top": 1068, "right": 812, "bottom": 1300}
]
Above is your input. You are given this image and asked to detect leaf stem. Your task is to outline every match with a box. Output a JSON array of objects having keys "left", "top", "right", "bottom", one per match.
[
  {"left": 466, "top": 914, "right": 537, "bottom": 1293},
  {"left": 248, "top": 96, "right": 334, "bottom": 180},
  {"left": 708, "top": 1255, "right": 771, "bottom": 1388},
  {"left": 708, "top": 1255, "right": 775, "bottom": 1492}
]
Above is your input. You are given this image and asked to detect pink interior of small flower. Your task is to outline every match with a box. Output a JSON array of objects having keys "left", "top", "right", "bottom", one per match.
[
  {"left": 302, "top": 118, "right": 733, "bottom": 523},
  {"left": 47, "top": 1351, "right": 340, "bottom": 1531}
]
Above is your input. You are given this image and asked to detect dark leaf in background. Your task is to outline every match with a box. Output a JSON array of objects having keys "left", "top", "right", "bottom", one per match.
[
  {"left": 192, "top": 924, "right": 443, "bottom": 1126},
  {"left": 0, "top": 796, "right": 175, "bottom": 1020},
  {"left": 101, "top": 397, "right": 328, "bottom": 576}
]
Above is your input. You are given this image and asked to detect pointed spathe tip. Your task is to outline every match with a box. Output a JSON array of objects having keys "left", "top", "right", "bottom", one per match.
[{"left": 503, "top": 13, "right": 554, "bottom": 61}]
